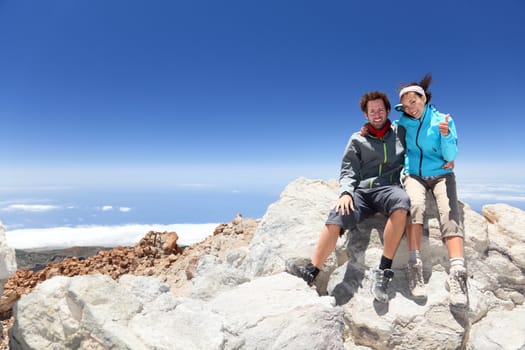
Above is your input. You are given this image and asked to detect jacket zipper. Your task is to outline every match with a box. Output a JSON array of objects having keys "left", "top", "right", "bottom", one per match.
[
  {"left": 371, "top": 139, "right": 387, "bottom": 188},
  {"left": 415, "top": 120, "right": 423, "bottom": 176}
]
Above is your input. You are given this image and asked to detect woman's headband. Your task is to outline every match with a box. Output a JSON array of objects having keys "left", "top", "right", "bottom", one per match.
[{"left": 399, "top": 85, "right": 426, "bottom": 99}]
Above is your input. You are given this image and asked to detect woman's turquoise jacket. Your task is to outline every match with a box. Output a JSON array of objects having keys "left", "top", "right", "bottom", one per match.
[{"left": 395, "top": 104, "right": 458, "bottom": 177}]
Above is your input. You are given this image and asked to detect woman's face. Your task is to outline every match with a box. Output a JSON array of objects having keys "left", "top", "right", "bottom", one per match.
[{"left": 400, "top": 91, "right": 426, "bottom": 119}]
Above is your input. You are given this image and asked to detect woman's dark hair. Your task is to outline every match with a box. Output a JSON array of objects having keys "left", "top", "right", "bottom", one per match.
[
  {"left": 359, "top": 91, "right": 391, "bottom": 113},
  {"left": 400, "top": 73, "right": 433, "bottom": 103}
]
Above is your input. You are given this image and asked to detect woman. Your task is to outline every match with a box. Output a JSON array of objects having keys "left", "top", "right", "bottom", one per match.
[{"left": 395, "top": 74, "right": 467, "bottom": 307}]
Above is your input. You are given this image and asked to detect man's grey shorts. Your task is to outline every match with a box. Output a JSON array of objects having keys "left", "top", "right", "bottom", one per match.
[{"left": 325, "top": 185, "right": 410, "bottom": 233}]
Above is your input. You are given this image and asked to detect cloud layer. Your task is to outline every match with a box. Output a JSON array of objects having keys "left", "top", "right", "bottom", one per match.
[
  {"left": 1, "top": 204, "right": 61, "bottom": 212},
  {"left": 5, "top": 223, "right": 219, "bottom": 250},
  {"left": 458, "top": 183, "right": 525, "bottom": 202}
]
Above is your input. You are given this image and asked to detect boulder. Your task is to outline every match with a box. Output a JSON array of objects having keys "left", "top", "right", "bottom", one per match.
[{"left": 11, "top": 273, "right": 343, "bottom": 350}]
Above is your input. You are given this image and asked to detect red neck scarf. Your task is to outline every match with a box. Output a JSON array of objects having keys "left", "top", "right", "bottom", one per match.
[{"left": 367, "top": 119, "right": 391, "bottom": 139}]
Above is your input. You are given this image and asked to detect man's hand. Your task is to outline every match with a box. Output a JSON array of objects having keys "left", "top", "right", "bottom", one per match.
[
  {"left": 335, "top": 193, "right": 354, "bottom": 215},
  {"left": 439, "top": 114, "right": 451, "bottom": 136}
]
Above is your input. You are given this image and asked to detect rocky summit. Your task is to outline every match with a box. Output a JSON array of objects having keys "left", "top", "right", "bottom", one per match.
[{"left": 0, "top": 177, "right": 524, "bottom": 349}]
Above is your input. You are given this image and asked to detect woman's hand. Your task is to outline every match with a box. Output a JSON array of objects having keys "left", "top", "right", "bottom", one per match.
[
  {"left": 360, "top": 124, "right": 369, "bottom": 137},
  {"left": 443, "top": 160, "right": 455, "bottom": 169},
  {"left": 439, "top": 114, "right": 451, "bottom": 136}
]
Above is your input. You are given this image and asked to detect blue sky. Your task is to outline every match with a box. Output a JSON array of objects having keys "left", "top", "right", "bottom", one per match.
[{"left": 0, "top": 1, "right": 524, "bottom": 232}]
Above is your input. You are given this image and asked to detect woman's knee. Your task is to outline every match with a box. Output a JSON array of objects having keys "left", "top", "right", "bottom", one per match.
[{"left": 409, "top": 204, "right": 425, "bottom": 224}]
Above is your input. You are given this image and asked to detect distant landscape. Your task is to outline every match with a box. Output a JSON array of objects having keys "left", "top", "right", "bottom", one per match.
[{"left": 15, "top": 246, "right": 112, "bottom": 271}]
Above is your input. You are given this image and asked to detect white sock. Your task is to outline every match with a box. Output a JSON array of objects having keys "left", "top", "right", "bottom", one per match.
[
  {"left": 450, "top": 257, "right": 464, "bottom": 268},
  {"left": 409, "top": 250, "right": 421, "bottom": 264}
]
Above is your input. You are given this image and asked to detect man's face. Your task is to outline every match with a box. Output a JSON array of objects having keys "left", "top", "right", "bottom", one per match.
[{"left": 365, "top": 99, "right": 388, "bottom": 129}]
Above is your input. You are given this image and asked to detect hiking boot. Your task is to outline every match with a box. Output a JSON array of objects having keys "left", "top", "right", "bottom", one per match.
[
  {"left": 446, "top": 265, "right": 468, "bottom": 307},
  {"left": 370, "top": 268, "right": 394, "bottom": 303},
  {"left": 407, "top": 259, "right": 427, "bottom": 299},
  {"left": 286, "top": 261, "right": 319, "bottom": 286}
]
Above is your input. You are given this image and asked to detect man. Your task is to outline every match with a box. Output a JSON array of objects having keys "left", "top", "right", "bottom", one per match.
[{"left": 287, "top": 91, "right": 409, "bottom": 304}]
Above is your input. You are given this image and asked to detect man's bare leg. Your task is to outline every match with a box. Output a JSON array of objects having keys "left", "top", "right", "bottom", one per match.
[
  {"left": 382, "top": 209, "right": 408, "bottom": 259},
  {"left": 311, "top": 224, "right": 342, "bottom": 268}
]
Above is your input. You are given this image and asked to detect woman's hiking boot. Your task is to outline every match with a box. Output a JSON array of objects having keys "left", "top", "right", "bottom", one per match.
[
  {"left": 407, "top": 259, "right": 427, "bottom": 300},
  {"left": 446, "top": 265, "right": 468, "bottom": 308}
]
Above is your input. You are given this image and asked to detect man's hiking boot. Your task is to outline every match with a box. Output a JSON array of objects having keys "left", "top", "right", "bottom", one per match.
[
  {"left": 446, "top": 265, "right": 468, "bottom": 308},
  {"left": 286, "top": 261, "right": 319, "bottom": 286},
  {"left": 370, "top": 268, "right": 394, "bottom": 303},
  {"left": 407, "top": 259, "right": 427, "bottom": 299}
]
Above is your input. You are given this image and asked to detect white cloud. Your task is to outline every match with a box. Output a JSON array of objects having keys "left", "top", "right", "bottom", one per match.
[
  {"left": 99, "top": 206, "right": 131, "bottom": 213},
  {"left": 459, "top": 192, "right": 525, "bottom": 202},
  {"left": 6, "top": 223, "right": 219, "bottom": 250},
  {"left": 1, "top": 204, "right": 60, "bottom": 212},
  {"left": 457, "top": 182, "right": 525, "bottom": 203}
]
